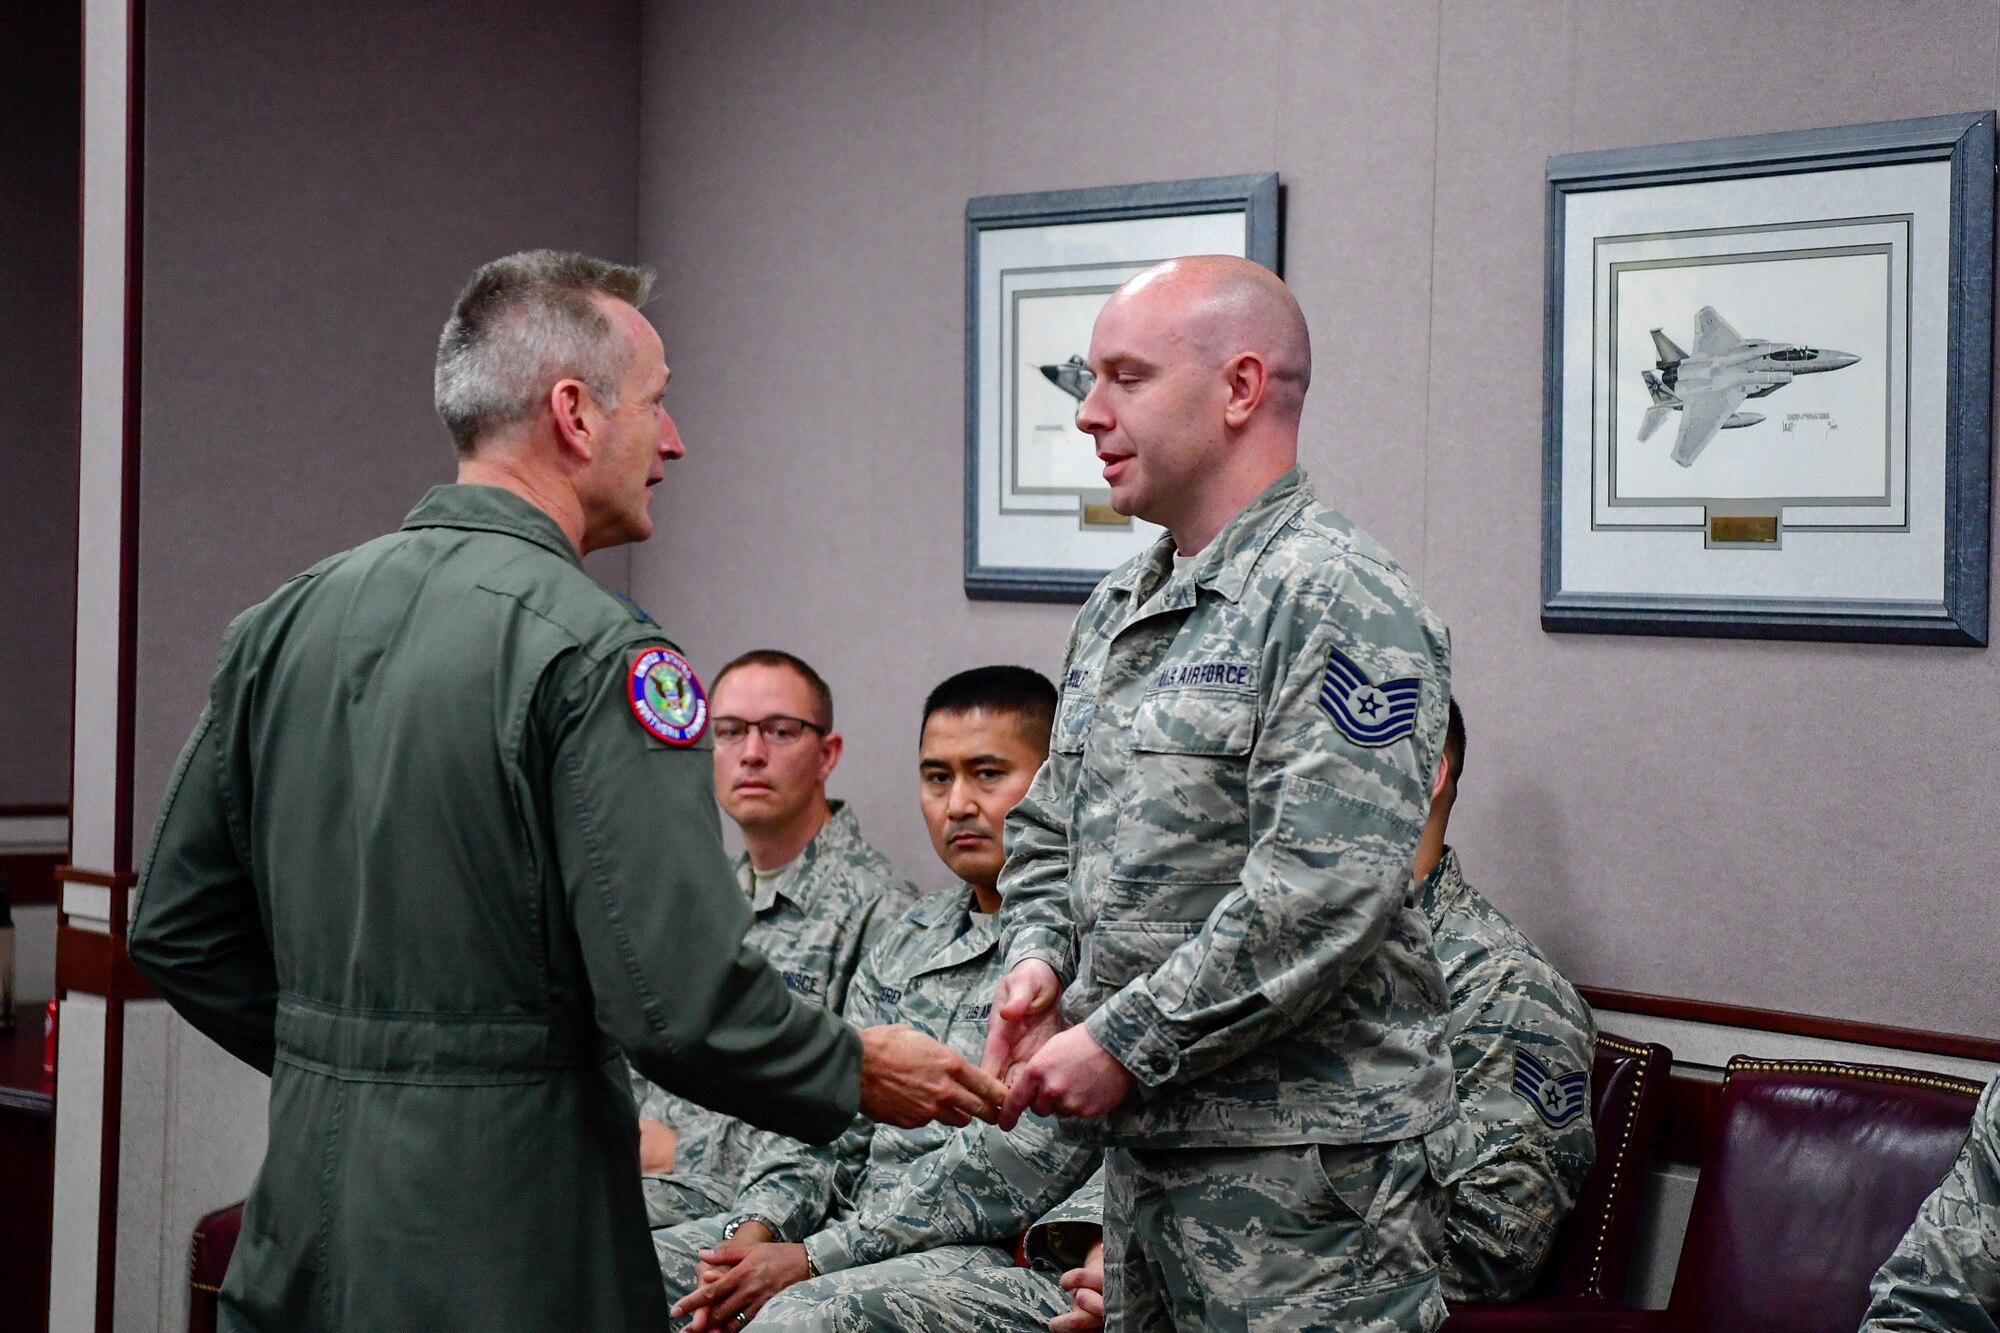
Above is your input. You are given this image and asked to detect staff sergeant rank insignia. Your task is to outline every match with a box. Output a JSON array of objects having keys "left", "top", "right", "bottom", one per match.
[
  {"left": 1318, "top": 646, "right": 1421, "bottom": 747},
  {"left": 1513, "top": 1049, "right": 1589, "bottom": 1128},
  {"left": 628, "top": 647, "right": 708, "bottom": 747}
]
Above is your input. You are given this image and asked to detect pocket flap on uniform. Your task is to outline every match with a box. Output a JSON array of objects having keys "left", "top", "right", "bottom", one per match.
[{"left": 1130, "top": 687, "right": 1257, "bottom": 756}]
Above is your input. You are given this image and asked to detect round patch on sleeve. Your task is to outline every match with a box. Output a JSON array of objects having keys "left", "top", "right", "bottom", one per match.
[{"left": 628, "top": 647, "right": 708, "bottom": 746}]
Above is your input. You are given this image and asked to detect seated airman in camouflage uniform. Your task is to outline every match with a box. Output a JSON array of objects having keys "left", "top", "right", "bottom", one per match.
[
  {"left": 663, "top": 668, "right": 1100, "bottom": 1332},
  {"left": 634, "top": 650, "right": 913, "bottom": 1229},
  {"left": 1861, "top": 1076, "right": 2000, "bottom": 1332},
  {"left": 1414, "top": 700, "right": 1596, "bottom": 1301}
]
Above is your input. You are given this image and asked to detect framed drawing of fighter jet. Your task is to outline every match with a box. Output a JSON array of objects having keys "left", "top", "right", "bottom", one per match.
[
  {"left": 963, "top": 173, "right": 1281, "bottom": 601},
  {"left": 1542, "top": 113, "right": 1993, "bottom": 645}
]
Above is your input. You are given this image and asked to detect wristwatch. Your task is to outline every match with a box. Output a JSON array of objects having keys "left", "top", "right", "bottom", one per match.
[{"left": 722, "top": 1215, "right": 778, "bottom": 1241}]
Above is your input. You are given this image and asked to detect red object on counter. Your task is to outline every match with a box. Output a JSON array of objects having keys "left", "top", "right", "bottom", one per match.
[{"left": 43, "top": 997, "right": 56, "bottom": 1075}]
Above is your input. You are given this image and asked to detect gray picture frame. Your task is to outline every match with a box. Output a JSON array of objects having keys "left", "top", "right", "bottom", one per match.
[
  {"left": 1542, "top": 113, "right": 1994, "bottom": 646},
  {"left": 964, "top": 173, "right": 1281, "bottom": 602}
]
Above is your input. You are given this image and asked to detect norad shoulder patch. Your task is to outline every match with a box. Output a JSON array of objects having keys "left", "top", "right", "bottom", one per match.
[{"left": 628, "top": 647, "right": 708, "bottom": 746}]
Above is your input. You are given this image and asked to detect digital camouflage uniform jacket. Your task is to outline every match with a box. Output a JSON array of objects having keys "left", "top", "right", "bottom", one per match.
[
  {"left": 633, "top": 802, "right": 911, "bottom": 1222},
  {"left": 1420, "top": 847, "right": 1596, "bottom": 1301},
  {"left": 730, "top": 884, "right": 1094, "bottom": 1275},
  {"left": 1000, "top": 467, "right": 1458, "bottom": 1147},
  {"left": 1862, "top": 1076, "right": 2000, "bottom": 1332},
  {"left": 128, "top": 486, "right": 859, "bottom": 1333}
]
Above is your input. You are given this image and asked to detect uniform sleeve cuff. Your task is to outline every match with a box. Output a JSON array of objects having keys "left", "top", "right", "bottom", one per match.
[
  {"left": 1085, "top": 983, "right": 1181, "bottom": 1088},
  {"left": 729, "top": 1189, "right": 809, "bottom": 1243},
  {"left": 1004, "top": 927, "right": 1074, "bottom": 981},
  {"left": 805, "top": 1224, "right": 859, "bottom": 1275}
]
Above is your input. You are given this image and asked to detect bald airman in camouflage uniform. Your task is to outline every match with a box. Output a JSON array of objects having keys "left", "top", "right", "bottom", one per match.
[
  {"left": 654, "top": 880, "right": 1096, "bottom": 1323},
  {"left": 633, "top": 800, "right": 912, "bottom": 1227},
  {"left": 1861, "top": 1076, "right": 2000, "bottom": 1332},
  {"left": 999, "top": 468, "right": 1457, "bottom": 1329},
  {"left": 989, "top": 257, "right": 1457, "bottom": 1331}
]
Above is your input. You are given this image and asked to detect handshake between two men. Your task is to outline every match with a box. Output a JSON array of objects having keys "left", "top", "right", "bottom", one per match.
[{"left": 860, "top": 955, "right": 1133, "bottom": 1132}]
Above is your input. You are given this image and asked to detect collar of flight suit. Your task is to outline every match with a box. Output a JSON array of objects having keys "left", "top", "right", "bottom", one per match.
[
  {"left": 1109, "top": 465, "right": 1316, "bottom": 613},
  {"left": 400, "top": 484, "right": 585, "bottom": 569},
  {"left": 742, "top": 800, "right": 863, "bottom": 915},
  {"left": 898, "top": 881, "right": 1003, "bottom": 984}
]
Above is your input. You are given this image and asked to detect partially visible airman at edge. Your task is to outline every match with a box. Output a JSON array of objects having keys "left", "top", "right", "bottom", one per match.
[
  {"left": 1861, "top": 1076, "right": 2000, "bottom": 1332},
  {"left": 1414, "top": 700, "right": 1598, "bottom": 1301}
]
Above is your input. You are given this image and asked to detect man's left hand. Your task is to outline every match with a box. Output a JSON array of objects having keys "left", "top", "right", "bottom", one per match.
[
  {"left": 1050, "top": 1238, "right": 1106, "bottom": 1333},
  {"left": 671, "top": 1238, "right": 811, "bottom": 1330},
  {"left": 998, "top": 1024, "right": 1134, "bottom": 1130}
]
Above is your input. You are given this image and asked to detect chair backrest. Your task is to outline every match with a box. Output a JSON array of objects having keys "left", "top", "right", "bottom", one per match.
[
  {"left": 187, "top": 1201, "right": 242, "bottom": 1333},
  {"left": 1532, "top": 1032, "right": 1671, "bottom": 1302},
  {"left": 1666, "top": 1059, "right": 1982, "bottom": 1333}
]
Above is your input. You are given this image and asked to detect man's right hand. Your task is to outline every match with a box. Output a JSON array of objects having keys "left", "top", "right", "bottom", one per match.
[
  {"left": 858, "top": 1023, "right": 1006, "bottom": 1128},
  {"left": 982, "top": 959, "right": 1064, "bottom": 1084}
]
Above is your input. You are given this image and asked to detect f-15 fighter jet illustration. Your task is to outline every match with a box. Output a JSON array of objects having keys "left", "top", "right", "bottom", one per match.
[
  {"left": 1039, "top": 355, "right": 1093, "bottom": 403},
  {"left": 1637, "top": 306, "right": 1860, "bottom": 467}
]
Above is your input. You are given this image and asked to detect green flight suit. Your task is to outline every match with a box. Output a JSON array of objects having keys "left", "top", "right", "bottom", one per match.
[{"left": 129, "top": 484, "right": 860, "bottom": 1333}]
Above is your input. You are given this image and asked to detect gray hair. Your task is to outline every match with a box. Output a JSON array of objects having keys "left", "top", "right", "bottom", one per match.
[{"left": 434, "top": 249, "right": 656, "bottom": 454}]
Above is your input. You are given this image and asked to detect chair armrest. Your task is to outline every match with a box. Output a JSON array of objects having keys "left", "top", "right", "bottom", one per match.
[{"left": 188, "top": 1201, "right": 245, "bottom": 1333}]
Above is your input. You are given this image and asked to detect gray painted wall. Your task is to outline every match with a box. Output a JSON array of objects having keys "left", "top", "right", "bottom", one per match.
[
  {"left": 631, "top": 0, "right": 2000, "bottom": 1040},
  {"left": 0, "top": 7, "right": 80, "bottom": 807},
  {"left": 122, "top": 2, "right": 639, "bottom": 1326}
]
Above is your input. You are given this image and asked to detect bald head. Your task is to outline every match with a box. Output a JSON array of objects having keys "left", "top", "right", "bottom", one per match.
[{"left": 1115, "top": 255, "right": 1312, "bottom": 420}]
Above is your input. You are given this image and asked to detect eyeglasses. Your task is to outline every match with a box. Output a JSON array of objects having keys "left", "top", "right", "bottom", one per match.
[{"left": 712, "top": 715, "right": 829, "bottom": 748}]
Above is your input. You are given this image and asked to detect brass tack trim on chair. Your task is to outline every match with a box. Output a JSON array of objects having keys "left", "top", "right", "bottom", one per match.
[
  {"left": 1725, "top": 1058, "right": 1986, "bottom": 1099},
  {"left": 1587, "top": 1034, "right": 1653, "bottom": 1290}
]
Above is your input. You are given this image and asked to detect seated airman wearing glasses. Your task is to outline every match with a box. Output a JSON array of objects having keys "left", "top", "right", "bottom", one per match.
[{"left": 632, "top": 649, "right": 917, "bottom": 1231}]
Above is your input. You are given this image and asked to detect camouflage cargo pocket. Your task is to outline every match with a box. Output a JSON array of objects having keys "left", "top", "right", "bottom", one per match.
[{"left": 1082, "top": 919, "right": 1200, "bottom": 997}]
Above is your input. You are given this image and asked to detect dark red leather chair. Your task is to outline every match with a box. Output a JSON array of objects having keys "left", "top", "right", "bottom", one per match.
[
  {"left": 1653, "top": 1058, "right": 1982, "bottom": 1333},
  {"left": 1448, "top": 1057, "right": 1984, "bottom": 1333},
  {"left": 1443, "top": 1032, "right": 1671, "bottom": 1330},
  {"left": 187, "top": 1200, "right": 241, "bottom": 1333}
]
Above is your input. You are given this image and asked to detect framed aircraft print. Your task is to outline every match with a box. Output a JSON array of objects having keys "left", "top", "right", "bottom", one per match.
[
  {"left": 963, "top": 173, "right": 1281, "bottom": 601},
  {"left": 1543, "top": 113, "right": 1993, "bottom": 645}
]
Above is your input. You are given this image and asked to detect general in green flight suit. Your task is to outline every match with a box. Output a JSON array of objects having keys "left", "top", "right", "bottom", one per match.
[{"left": 128, "top": 251, "right": 1001, "bottom": 1333}]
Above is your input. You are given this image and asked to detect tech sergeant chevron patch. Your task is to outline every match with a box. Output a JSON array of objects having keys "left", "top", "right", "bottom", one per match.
[{"left": 1317, "top": 645, "right": 1422, "bottom": 747}]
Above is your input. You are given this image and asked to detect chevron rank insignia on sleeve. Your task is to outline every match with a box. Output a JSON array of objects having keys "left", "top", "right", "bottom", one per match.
[
  {"left": 1317, "top": 646, "right": 1422, "bottom": 747},
  {"left": 1513, "top": 1049, "right": 1590, "bottom": 1128}
]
